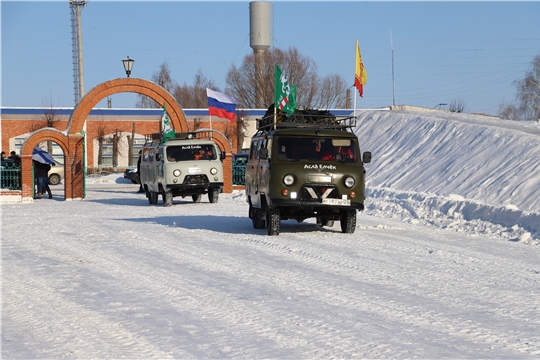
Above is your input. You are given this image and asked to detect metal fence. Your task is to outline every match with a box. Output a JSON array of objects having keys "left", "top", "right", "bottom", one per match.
[
  {"left": 232, "top": 158, "right": 247, "bottom": 186},
  {"left": 0, "top": 161, "right": 22, "bottom": 190}
]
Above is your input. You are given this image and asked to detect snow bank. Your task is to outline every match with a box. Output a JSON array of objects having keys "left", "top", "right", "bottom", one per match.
[{"left": 356, "top": 110, "right": 540, "bottom": 241}]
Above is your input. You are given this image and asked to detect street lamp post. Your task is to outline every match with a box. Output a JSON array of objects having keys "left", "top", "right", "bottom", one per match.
[{"left": 122, "top": 56, "right": 134, "bottom": 77}]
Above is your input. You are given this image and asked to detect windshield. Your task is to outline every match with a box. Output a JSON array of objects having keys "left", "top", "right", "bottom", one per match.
[
  {"left": 275, "top": 137, "right": 357, "bottom": 163},
  {"left": 166, "top": 144, "right": 217, "bottom": 162}
]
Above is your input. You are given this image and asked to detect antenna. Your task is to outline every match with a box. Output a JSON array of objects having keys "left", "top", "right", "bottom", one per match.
[
  {"left": 69, "top": 0, "right": 86, "bottom": 105},
  {"left": 390, "top": 29, "right": 395, "bottom": 108}
]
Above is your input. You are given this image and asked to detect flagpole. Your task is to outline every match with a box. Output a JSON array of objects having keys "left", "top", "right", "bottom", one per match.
[
  {"left": 353, "top": 88, "right": 357, "bottom": 119},
  {"left": 209, "top": 114, "right": 213, "bottom": 138}
]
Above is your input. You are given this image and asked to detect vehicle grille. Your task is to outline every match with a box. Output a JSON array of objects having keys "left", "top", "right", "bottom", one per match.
[
  {"left": 299, "top": 185, "right": 339, "bottom": 201},
  {"left": 183, "top": 174, "right": 209, "bottom": 185}
]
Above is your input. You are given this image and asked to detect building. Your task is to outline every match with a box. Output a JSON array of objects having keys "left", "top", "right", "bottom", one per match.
[{"left": 1, "top": 107, "right": 266, "bottom": 167}]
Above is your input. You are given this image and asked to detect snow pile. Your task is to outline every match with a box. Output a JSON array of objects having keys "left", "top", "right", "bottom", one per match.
[{"left": 355, "top": 110, "right": 540, "bottom": 242}]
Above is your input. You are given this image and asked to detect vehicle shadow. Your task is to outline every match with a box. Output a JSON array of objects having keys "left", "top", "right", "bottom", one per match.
[{"left": 115, "top": 215, "right": 339, "bottom": 235}]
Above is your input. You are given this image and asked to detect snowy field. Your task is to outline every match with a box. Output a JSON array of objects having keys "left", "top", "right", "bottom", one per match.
[{"left": 2, "top": 110, "right": 540, "bottom": 359}]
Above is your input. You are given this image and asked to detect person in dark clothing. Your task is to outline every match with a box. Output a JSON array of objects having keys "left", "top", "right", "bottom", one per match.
[
  {"left": 33, "top": 160, "right": 52, "bottom": 199},
  {"left": 136, "top": 150, "right": 144, "bottom": 193},
  {"left": 8, "top": 151, "right": 22, "bottom": 189},
  {"left": 9, "top": 151, "right": 21, "bottom": 165}
]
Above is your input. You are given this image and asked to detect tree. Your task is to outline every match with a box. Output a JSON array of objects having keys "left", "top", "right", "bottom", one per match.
[
  {"left": 498, "top": 102, "right": 519, "bottom": 121},
  {"left": 107, "top": 129, "right": 123, "bottom": 167},
  {"left": 96, "top": 122, "right": 107, "bottom": 166},
  {"left": 136, "top": 62, "right": 177, "bottom": 108},
  {"left": 225, "top": 47, "right": 349, "bottom": 109},
  {"left": 515, "top": 54, "right": 540, "bottom": 120},
  {"left": 174, "top": 70, "right": 219, "bottom": 108},
  {"left": 28, "top": 93, "right": 62, "bottom": 154},
  {"left": 499, "top": 54, "right": 540, "bottom": 120},
  {"left": 235, "top": 109, "right": 249, "bottom": 152},
  {"left": 449, "top": 98, "right": 467, "bottom": 113}
]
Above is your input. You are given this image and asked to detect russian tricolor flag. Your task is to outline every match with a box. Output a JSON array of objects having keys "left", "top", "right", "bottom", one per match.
[{"left": 206, "top": 88, "right": 238, "bottom": 122}]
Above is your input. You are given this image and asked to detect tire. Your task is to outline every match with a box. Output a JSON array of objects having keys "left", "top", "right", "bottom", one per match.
[
  {"left": 340, "top": 209, "right": 357, "bottom": 234},
  {"left": 252, "top": 207, "right": 266, "bottom": 229},
  {"left": 317, "top": 217, "right": 334, "bottom": 228},
  {"left": 48, "top": 174, "right": 61, "bottom": 186},
  {"left": 192, "top": 194, "right": 202, "bottom": 203},
  {"left": 266, "top": 206, "right": 280, "bottom": 236},
  {"left": 162, "top": 189, "right": 173, "bottom": 207},
  {"left": 208, "top": 187, "right": 219, "bottom": 203},
  {"left": 148, "top": 191, "right": 158, "bottom": 205}
]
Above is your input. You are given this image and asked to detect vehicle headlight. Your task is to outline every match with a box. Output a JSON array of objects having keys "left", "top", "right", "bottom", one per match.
[
  {"left": 344, "top": 176, "right": 355, "bottom": 188},
  {"left": 210, "top": 167, "right": 218, "bottom": 175},
  {"left": 173, "top": 169, "right": 181, "bottom": 177},
  {"left": 283, "top": 174, "right": 294, "bottom": 186}
]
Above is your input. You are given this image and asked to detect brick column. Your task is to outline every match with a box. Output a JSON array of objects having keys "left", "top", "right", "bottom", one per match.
[
  {"left": 66, "top": 133, "right": 84, "bottom": 200},
  {"left": 20, "top": 154, "right": 34, "bottom": 201},
  {"left": 222, "top": 153, "right": 233, "bottom": 193}
]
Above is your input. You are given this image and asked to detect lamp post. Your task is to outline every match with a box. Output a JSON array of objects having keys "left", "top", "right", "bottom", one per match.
[{"left": 122, "top": 56, "right": 134, "bottom": 77}]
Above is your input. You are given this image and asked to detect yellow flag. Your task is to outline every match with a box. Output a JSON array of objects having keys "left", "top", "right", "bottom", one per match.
[{"left": 354, "top": 40, "right": 367, "bottom": 97}]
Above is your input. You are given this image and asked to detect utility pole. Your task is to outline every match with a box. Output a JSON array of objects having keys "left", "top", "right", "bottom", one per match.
[
  {"left": 69, "top": 0, "right": 86, "bottom": 105},
  {"left": 390, "top": 30, "right": 395, "bottom": 108}
]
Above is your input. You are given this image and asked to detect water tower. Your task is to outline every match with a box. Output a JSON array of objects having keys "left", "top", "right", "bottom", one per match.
[{"left": 249, "top": 1, "right": 271, "bottom": 108}]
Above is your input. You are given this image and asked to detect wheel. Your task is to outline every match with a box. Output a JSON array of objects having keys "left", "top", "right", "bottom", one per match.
[
  {"left": 340, "top": 209, "right": 357, "bottom": 234},
  {"left": 252, "top": 207, "right": 266, "bottom": 229},
  {"left": 192, "top": 194, "right": 202, "bottom": 203},
  {"left": 48, "top": 174, "right": 61, "bottom": 185},
  {"left": 208, "top": 187, "right": 219, "bottom": 203},
  {"left": 266, "top": 206, "right": 280, "bottom": 236},
  {"left": 162, "top": 189, "right": 173, "bottom": 207},
  {"left": 148, "top": 191, "right": 158, "bottom": 205},
  {"left": 317, "top": 217, "right": 334, "bottom": 228}
]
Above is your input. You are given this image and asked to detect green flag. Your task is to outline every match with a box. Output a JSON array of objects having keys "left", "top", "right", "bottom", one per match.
[
  {"left": 274, "top": 65, "right": 296, "bottom": 114},
  {"left": 161, "top": 103, "right": 175, "bottom": 142}
]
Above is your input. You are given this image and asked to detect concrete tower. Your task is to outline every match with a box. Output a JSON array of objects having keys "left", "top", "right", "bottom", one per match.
[{"left": 249, "top": 1, "right": 271, "bottom": 108}]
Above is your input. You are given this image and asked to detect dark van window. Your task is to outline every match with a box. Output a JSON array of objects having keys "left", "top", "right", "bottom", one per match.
[
  {"left": 166, "top": 144, "right": 217, "bottom": 162},
  {"left": 276, "top": 137, "right": 357, "bottom": 162}
]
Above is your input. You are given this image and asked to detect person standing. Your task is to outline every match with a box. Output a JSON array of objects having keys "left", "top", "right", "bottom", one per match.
[
  {"left": 137, "top": 150, "right": 144, "bottom": 193},
  {"left": 9, "top": 151, "right": 21, "bottom": 167},
  {"left": 33, "top": 160, "right": 52, "bottom": 199}
]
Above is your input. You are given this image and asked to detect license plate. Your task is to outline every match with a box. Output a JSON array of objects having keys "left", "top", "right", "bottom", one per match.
[{"left": 322, "top": 198, "right": 350, "bottom": 206}]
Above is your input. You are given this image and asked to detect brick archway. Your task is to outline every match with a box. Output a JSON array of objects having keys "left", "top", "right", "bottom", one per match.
[
  {"left": 67, "top": 78, "right": 189, "bottom": 135},
  {"left": 19, "top": 77, "right": 234, "bottom": 201},
  {"left": 20, "top": 128, "right": 70, "bottom": 200}
]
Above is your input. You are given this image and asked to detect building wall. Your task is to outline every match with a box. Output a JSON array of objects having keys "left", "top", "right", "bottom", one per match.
[{"left": 1, "top": 108, "right": 267, "bottom": 167}]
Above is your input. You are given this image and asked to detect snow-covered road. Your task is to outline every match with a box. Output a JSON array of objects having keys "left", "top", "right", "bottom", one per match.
[{"left": 2, "top": 183, "right": 539, "bottom": 359}]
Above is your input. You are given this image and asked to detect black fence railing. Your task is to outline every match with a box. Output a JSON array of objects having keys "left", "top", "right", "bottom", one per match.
[
  {"left": 232, "top": 158, "right": 247, "bottom": 186},
  {"left": 1, "top": 161, "right": 22, "bottom": 190}
]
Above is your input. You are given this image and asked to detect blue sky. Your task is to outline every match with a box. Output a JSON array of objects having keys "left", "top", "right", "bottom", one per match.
[{"left": 2, "top": 1, "right": 539, "bottom": 115}]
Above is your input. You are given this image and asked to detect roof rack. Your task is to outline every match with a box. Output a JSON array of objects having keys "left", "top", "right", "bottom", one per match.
[
  {"left": 144, "top": 130, "right": 217, "bottom": 145},
  {"left": 256, "top": 114, "right": 357, "bottom": 132}
]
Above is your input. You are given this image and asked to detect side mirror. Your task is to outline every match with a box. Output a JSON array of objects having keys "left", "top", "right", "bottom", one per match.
[
  {"left": 362, "top": 151, "right": 372, "bottom": 164},
  {"left": 220, "top": 152, "right": 226, "bottom": 161},
  {"left": 259, "top": 148, "right": 268, "bottom": 160}
]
